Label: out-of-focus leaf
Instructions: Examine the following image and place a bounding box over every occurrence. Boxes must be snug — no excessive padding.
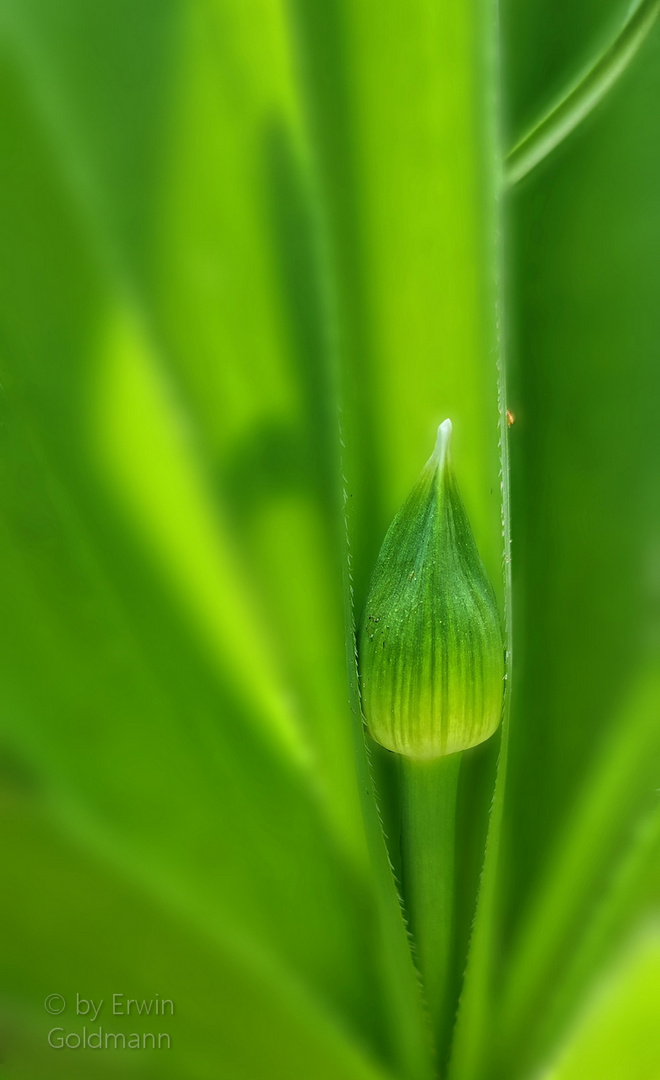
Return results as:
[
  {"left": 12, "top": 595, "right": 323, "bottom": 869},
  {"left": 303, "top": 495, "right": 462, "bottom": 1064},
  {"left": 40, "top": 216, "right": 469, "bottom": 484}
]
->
[
  {"left": 503, "top": 0, "right": 660, "bottom": 961},
  {"left": 497, "top": 663, "right": 660, "bottom": 1074},
  {"left": 505, "top": 0, "right": 660, "bottom": 184},
  {"left": 538, "top": 926, "right": 660, "bottom": 1080},
  {"left": 0, "top": 788, "right": 393, "bottom": 1080},
  {"left": 531, "top": 800, "right": 660, "bottom": 1071},
  {"left": 289, "top": 0, "right": 504, "bottom": 598},
  {"left": 93, "top": 299, "right": 307, "bottom": 763},
  {"left": 0, "top": 7, "right": 396, "bottom": 1070},
  {"left": 144, "top": 0, "right": 367, "bottom": 855}
]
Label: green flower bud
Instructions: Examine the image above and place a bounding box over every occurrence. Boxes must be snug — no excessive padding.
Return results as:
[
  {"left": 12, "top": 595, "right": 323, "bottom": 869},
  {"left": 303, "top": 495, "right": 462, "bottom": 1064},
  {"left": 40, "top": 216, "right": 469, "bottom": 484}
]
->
[{"left": 359, "top": 420, "right": 504, "bottom": 759}]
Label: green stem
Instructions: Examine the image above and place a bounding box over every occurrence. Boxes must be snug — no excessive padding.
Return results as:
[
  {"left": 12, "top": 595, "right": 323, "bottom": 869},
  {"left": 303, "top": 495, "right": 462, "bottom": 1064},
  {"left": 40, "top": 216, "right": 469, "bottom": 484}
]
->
[
  {"left": 505, "top": 0, "right": 660, "bottom": 186},
  {"left": 400, "top": 752, "right": 463, "bottom": 1067}
]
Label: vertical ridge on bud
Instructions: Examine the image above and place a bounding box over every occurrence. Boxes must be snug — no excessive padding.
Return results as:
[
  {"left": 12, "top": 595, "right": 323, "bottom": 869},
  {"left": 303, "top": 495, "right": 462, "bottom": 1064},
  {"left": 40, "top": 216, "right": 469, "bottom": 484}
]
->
[{"left": 359, "top": 420, "right": 504, "bottom": 759}]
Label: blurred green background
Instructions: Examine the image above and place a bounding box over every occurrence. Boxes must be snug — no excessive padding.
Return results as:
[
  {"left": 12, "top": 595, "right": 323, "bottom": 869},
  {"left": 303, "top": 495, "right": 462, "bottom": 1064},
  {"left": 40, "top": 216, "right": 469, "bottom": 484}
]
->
[{"left": 0, "top": 1, "right": 658, "bottom": 1078}]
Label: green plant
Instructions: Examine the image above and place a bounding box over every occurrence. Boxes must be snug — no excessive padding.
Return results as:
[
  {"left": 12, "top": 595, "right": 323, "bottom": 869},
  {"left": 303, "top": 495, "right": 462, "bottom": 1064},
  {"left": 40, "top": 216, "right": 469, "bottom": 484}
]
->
[{"left": 0, "top": 1, "right": 659, "bottom": 1078}]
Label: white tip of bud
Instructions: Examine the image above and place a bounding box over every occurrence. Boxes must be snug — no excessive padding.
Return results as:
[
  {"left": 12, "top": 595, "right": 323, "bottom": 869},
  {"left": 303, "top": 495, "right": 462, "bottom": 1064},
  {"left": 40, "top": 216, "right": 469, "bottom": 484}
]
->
[{"left": 429, "top": 418, "right": 452, "bottom": 470}]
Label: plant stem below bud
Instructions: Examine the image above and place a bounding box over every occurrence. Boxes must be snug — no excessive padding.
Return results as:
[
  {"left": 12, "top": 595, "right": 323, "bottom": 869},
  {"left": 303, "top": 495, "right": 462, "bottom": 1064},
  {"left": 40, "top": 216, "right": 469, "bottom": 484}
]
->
[{"left": 400, "top": 752, "right": 463, "bottom": 1068}]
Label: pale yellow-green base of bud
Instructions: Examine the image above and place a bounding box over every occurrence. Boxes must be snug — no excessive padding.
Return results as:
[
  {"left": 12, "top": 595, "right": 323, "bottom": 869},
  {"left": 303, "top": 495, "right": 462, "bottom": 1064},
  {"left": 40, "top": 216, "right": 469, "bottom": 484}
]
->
[{"left": 359, "top": 420, "right": 504, "bottom": 760}]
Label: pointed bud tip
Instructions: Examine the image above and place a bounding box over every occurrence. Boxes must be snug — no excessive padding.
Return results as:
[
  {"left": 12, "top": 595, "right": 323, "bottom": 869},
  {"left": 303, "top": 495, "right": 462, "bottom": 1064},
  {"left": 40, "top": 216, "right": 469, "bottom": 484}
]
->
[{"left": 429, "top": 418, "right": 452, "bottom": 470}]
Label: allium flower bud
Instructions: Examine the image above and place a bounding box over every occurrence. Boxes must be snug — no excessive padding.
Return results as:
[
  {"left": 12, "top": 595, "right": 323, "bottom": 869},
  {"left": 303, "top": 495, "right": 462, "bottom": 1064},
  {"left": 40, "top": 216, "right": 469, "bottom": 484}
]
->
[{"left": 359, "top": 420, "right": 504, "bottom": 759}]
